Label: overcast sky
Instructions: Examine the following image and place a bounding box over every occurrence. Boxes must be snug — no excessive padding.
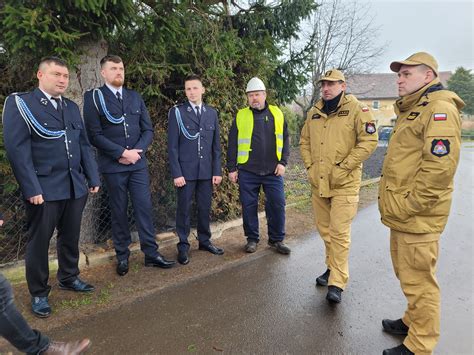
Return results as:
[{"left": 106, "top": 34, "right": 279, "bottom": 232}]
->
[{"left": 364, "top": 0, "right": 473, "bottom": 73}]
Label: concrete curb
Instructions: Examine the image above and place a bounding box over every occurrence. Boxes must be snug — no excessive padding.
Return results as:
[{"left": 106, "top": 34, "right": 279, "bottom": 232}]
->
[{"left": 1, "top": 177, "right": 380, "bottom": 284}]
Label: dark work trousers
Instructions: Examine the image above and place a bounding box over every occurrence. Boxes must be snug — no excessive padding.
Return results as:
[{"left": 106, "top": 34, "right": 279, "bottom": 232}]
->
[
  {"left": 238, "top": 169, "right": 286, "bottom": 243},
  {"left": 175, "top": 179, "right": 213, "bottom": 252},
  {"left": 103, "top": 168, "right": 159, "bottom": 262},
  {"left": 0, "top": 273, "right": 50, "bottom": 354},
  {"left": 24, "top": 194, "right": 87, "bottom": 298}
]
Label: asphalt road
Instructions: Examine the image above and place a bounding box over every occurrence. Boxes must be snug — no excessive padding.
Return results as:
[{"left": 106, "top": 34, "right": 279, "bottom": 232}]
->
[{"left": 47, "top": 146, "right": 473, "bottom": 354}]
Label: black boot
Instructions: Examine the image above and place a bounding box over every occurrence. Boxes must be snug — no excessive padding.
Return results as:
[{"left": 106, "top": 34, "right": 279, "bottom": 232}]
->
[
  {"left": 326, "top": 285, "right": 342, "bottom": 303},
  {"left": 382, "top": 344, "right": 414, "bottom": 355},
  {"left": 382, "top": 318, "right": 409, "bottom": 335},
  {"left": 316, "top": 269, "right": 330, "bottom": 286}
]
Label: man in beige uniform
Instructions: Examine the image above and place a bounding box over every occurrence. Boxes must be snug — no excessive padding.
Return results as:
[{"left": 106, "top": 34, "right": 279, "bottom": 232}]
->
[
  {"left": 380, "top": 52, "right": 464, "bottom": 355},
  {"left": 300, "top": 69, "right": 377, "bottom": 303}
]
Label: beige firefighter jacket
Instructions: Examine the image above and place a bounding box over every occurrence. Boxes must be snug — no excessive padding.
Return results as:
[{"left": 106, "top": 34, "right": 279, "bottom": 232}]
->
[
  {"left": 300, "top": 93, "right": 378, "bottom": 198},
  {"left": 379, "top": 79, "right": 464, "bottom": 233}
]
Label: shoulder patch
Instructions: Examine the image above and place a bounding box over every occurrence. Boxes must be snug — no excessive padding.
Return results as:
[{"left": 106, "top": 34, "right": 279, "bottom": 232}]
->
[
  {"left": 365, "top": 122, "right": 376, "bottom": 134},
  {"left": 433, "top": 113, "right": 447, "bottom": 121},
  {"left": 431, "top": 139, "right": 450, "bottom": 157},
  {"left": 407, "top": 112, "right": 420, "bottom": 120},
  {"left": 338, "top": 110, "right": 349, "bottom": 117}
]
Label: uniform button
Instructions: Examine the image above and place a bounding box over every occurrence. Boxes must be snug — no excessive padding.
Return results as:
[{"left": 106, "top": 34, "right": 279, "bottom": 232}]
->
[
  {"left": 200, "top": 156, "right": 203, "bottom": 158},
  {"left": 126, "top": 146, "right": 129, "bottom": 148},
  {"left": 126, "top": 124, "right": 129, "bottom": 127},
  {"left": 69, "top": 140, "right": 72, "bottom": 143},
  {"left": 320, "top": 142, "right": 323, "bottom": 145},
  {"left": 324, "top": 126, "right": 327, "bottom": 128},
  {"left": 70, "top": 154, "right": 73, "bottom": 158},
  {"left": 200, "top": 128, "right": 203, "bottom": 131},
  {"left": 381, "top": 174, "right": 383, "bottom": 177},
  {"left": 124, "top": 113, "right": 127, "bottom": 117},
  {"left": 44, "top": 123, "right": 48, "bottom": 126},
  {"left": 320, "top": 193, "right": 323, "bottom": 196},
  {"left": 70, "top": 168, "right": 72, "bottom": 171},
  {"left": 378, "top": 196, "right": 380, "bottom": 199},
  {"left": 320, "top": 176, "right": 323, "bottom": 179},
  {"left": 127, "top": 135, "right": 130, "bottom": 138},
  {"left": 320, "top": 160, "right": 323, "bottom": 162}
]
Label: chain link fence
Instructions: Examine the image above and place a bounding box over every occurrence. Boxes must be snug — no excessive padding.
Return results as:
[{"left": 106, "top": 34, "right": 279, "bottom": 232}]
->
[
  {"left": 0, "top": 174, "right": 141, "bottom": 266},
  {"left": 0, "top": 138, "right": 386, "bottom": 266}
]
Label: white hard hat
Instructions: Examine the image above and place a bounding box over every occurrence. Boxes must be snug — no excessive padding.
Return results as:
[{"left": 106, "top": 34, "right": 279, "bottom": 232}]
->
[{"left": 246, "top": 77, "right": 266, "bottom": 93}]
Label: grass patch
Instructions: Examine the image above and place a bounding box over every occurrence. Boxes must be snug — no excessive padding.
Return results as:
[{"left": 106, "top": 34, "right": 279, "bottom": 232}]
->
[{"left": 59, "top": 295, "right": 93, "bottom": 309}]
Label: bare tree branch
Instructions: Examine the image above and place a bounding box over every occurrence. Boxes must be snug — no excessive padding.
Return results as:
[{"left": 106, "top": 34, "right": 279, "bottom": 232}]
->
[{"left": 297, "top": 0, "right": 386, "bottom": 118}]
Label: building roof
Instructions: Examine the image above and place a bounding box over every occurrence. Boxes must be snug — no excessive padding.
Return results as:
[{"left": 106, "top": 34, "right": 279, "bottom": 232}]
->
[{"left": 346, "top": 71, "right": 452, "bottom": 100}]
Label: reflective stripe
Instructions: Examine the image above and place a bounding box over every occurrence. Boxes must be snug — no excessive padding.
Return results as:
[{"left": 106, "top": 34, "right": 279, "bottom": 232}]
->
[
  {"left": 237, "top": 151, "right": 248, "bottom": 156},
  {"left": 276, "top": 134, "right": 283, "bottom": 140},
  {"left": 277, "top": 147, "right": 283, "bottom": 153},
  {"left": 238, "top": 138, "right": 251, "bottom": 144}
]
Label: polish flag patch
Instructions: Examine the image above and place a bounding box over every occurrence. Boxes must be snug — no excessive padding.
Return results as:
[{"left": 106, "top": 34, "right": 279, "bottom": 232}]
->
[
  {"left": 362, "top": 107, "right": 369, "bottom": 112},
  {"left": 433, "top": 113, "right": 447, "bottom": 121}
]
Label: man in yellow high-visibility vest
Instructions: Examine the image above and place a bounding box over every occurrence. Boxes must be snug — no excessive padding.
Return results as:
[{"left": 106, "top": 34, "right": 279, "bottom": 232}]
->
[{"left": 227, "top": 77, "right": 290, "bottom": 255}]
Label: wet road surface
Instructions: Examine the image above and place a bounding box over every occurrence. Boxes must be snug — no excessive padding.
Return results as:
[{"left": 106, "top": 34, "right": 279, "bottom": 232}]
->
[{"left": 49, "top": 147, "right": 473, "bottom": 354}]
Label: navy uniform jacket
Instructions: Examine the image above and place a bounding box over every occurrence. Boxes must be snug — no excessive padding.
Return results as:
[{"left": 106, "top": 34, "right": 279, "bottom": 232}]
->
[
  {"left": 83, "top": 85, "right": 154, "bottom": 173},
  {"left": 2, "top": 88, "right": 100, "bottom": 201},
  {"left": 167, "top": 102, "right": 222, "bottom": 180}
]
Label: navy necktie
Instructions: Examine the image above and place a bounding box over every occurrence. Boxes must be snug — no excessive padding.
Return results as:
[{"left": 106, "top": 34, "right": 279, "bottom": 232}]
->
[
  {"left": 196, "top": 106, "right": 201, "bottom": 120},
  {"left": 116, "top": 91, "right": 122, "bottom": 103},
  {"left": 52, "top": 97, "right": 62, "bottom": 112}
]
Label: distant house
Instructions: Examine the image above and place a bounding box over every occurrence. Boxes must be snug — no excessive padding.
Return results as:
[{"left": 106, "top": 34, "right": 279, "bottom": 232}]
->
[{"left": 346, "top": 72, "right": 452, "bottom": 126}]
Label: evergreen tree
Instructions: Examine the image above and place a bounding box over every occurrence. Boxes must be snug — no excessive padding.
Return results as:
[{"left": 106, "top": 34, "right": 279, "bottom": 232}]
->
[{"left": 447, "top": 67, "right": 474, "bottom": 115}]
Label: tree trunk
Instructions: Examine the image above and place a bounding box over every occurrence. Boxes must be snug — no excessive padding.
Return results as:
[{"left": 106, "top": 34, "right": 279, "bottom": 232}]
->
[
  {"left": 67, "top": 39, "right": 108, "bottom": 109},
  {"left": 68, "top": 39, "right": 108, "bottom": 244}
]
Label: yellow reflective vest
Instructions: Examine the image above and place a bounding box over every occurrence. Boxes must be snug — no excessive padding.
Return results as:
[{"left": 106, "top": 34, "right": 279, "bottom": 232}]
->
[{"left": 236, "top": 105, "right": 284, "bottom": 164}]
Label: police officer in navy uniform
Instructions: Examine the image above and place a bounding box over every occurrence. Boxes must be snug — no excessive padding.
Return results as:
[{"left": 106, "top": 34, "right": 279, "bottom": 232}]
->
[
  {"left": 167, "top": 74, "right": 224, "bottom": 265},
  {"left": 2, "top": 57, "right": 100, "bottom": 318},
  {"left": 83, "top": 55, "right": 176, "bottom": 276}
]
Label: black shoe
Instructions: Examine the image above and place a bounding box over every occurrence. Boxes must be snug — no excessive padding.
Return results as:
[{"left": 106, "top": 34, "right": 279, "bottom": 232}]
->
[
  {"left": 268, "top": 240, "right": 291, "bottom": 254},
  {"left": 31, "top": 296, "right": 51, "bottom": 318},
  {"left": 244, "top": 241, "right": 257, "bottom": 253},
  {"left": 59, "top": 278, "right": 95, "bottom": 292},
  {"left": 145, "top": 254, "right": 176, "bottom": 268},
  {"left": 316, "top": 269, "right": 330, "bottom": 286},
  {"left": 326, "top": 285, "right": 342, "bottom": 303},
  {"left": 382, "top": 344, "right": 414, "bottom": 355},
  {"left": 198, "top": 243, "right": 224, "bottom": 255},
  {"left": 382, "top": 318, "right": 409, "bottom": 336},
  {"left": 116, "top": 259, "right": 129, "bottom": 276},
  {"left": 178, "top": 250, "right": 190, "bottom": 265}
]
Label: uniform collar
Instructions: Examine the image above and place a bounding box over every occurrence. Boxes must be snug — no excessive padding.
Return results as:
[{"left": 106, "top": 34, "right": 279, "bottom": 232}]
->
[
  {"left": 105, "top": 83, "right": 123, "bottom": 97},
  {"left": 39, "top": 88, "right": 62, "bottom": 107},
  {"left": 189, "top": 101, "right": 202, "bottom": 112},
  {"left": 395, "top": 78, "right": 441, "bottom": 113}
]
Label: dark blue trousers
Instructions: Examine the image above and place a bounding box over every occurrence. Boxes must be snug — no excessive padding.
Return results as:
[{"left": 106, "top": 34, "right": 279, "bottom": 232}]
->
[
  {"left": 238, "top": 169, "right": 286, "bottom": 243},
  {"left": 24, "top": 195, "right": 88, "bottom": 297},
  {"left": 0, "top": 273, "right": 49, "bottom": 354},
  {"left": 176, "top": 179, "right": 212, "bottom": 252},
  {"left": 103, "top": 168, "right": 159, "bottom": 261}
]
